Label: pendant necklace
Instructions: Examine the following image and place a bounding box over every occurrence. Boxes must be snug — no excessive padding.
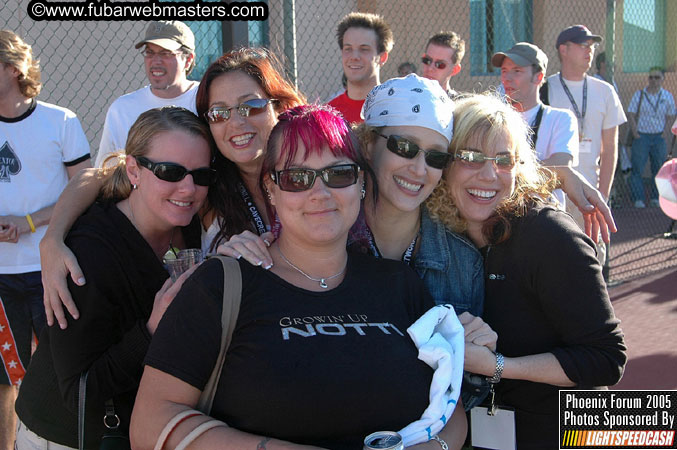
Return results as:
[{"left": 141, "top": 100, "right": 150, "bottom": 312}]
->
[{"left": 277, "top": 247, "right": 346, "bottom": 289}]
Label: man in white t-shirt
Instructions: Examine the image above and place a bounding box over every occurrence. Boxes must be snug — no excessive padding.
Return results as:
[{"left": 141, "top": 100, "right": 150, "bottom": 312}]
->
[
  {"left": 327, "top": 12, "right": 393, "bottom": 124},
  {"left": 0, "top": 30, "right": 90, "bottom": 449},
  {"left": 492, "top": 42, "right": 579, "bottom": 207},
  {"left": 545, "top": 25, "right": 626, "bottom": 263},
  {"left": 95, "top": 20, "right": 199, "bottom": 166},
  {"left": 627, "top": 67, "right": 675, "bottom": 208},
  {"left": 546, "top": 25, "right": 626, "bottom": 202}
]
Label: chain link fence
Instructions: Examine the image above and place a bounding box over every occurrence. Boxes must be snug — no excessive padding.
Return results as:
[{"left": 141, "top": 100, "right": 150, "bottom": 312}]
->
[{"left": 2, "top": 0, "right": 675, "bottom": 282}]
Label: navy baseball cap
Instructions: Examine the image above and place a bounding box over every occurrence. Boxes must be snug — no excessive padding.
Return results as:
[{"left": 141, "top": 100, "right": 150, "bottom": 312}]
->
[{"left": 556, "top": 25, "right": 602, "bottom": 49}]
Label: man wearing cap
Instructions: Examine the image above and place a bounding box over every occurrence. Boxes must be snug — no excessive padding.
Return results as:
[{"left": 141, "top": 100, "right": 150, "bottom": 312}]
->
[
  {"left": 493, "top": 42, "right": 578, "bottom": 208},
  {"left": 421, "top": 31, "right": 465, "bottom": 98},
  {"left": 546, "top": 25, "right": 626, "bottom": 202},
  {"left": 545, "top": 25, "right": 626, "bottom": 261},
  {"left": 627, "top": 66, "right": 675, "bottom": 208},
  {"left": 95, "top": 20, "right": 198, "bottom": 167},
  {"left": 328, "top": 12, "right": 393, "bottom": 124}
]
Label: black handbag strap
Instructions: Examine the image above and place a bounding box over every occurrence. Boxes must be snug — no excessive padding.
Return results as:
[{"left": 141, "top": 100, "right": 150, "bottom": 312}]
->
[
  {"left": 78, "top": 371, "right": 122, "bottom": 450},
  {"left": 78, "top": 372, "right": 88, "bottom": 450}
]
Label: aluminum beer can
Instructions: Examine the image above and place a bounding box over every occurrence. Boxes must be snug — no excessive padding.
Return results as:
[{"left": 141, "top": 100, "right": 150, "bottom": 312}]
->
[{"left": 363, "top": 431, "right": 404, "bottom": 450}]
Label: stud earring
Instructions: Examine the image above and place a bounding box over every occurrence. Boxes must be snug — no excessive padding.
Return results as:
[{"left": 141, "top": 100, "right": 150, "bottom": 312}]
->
[
  {"left": 132, "top": 184, "right": 138, "bottom": 190},
  {"left": 360, "top": 185, "right": 366, "bottom": 200}
]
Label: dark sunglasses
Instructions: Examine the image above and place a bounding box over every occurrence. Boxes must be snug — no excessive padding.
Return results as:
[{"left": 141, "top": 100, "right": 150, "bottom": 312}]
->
[
  {"left": 421, "top": 55, "right": 448, "bottom": 70},
  {"left": 270, "top": 164, "right": 360, "bottom": 192},
  {"left": 204, "top": 98, "right": 277, "bottom": 123},
  {"left": 453, "top": 149, "right": 516, "bottom": 171},
  {"left": 649, "top": 75, "right": 662, "bottom": 80},
  {"left": 136, "top": 156, "right": 217, "bottom": 186},
  {"left": 375, "top": 132, "right": 452, "bottom": 170}
]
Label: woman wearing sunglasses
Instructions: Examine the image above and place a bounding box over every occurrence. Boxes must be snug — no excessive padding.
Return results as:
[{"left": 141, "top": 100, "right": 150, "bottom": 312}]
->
[
  {"left": 130, "top": 104, "right": 464, "bottom": 450},
  {"left": 38, "top": 48, "right": 305, "bottom": 329},
  {"left": 426, "top": 94, "right": 626, "bottom": 449},
  {"left": 14, "top": 107, "right": 212, "bottom": 448},
  {"left": 219, "top": 76, "right": 490, "bottom": 432}
]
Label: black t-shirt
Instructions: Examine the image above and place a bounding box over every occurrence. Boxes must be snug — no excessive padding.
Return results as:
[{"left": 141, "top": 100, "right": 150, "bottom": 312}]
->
[{"left": 146, "top": 252, "right": 435, "bottom": 450}]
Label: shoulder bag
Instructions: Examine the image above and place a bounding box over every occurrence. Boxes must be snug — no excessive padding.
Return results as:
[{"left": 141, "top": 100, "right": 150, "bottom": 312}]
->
[
  {"left": 78, "top": 372, "right": 131, "bottom": 450},
  {"left": 196, "top": 255, "right": 242, "bottom": 414}
]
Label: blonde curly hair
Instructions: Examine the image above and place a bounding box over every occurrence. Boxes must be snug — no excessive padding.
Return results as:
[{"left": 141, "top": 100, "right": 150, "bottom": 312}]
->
[
  {"left": 426, "top": 93, "right": 556, "bottom": 244},
  {"left": 0, "top": 30, "right": 41, "bottom": 98}
]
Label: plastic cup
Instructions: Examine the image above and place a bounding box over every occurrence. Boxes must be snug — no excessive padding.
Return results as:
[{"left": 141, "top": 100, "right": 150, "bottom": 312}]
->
[{"left": 164, "top": 248, "right": 203, "bottom": 281}]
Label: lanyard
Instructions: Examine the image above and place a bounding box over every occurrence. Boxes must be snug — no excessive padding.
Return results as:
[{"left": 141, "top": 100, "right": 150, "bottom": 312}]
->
[
  {"left": 642, "top": 89, "right": 663, "bottom": 114},
  {"left": 559, "top": 73, "right": 587, "bottom": 137},
  {"left": 529, "top": 104, "right": 544, "bottom": 149},
  {"left": 237, "top": 181, "right": 267, "bottom": 236},
  {"left": 365, "top": 225, "right": 419, "bottom": 266}
]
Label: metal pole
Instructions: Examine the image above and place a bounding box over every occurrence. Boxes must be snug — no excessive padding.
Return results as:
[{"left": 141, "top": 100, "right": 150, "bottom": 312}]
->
[
  {"left": 603, "top": 0, "right": 616, "bottom": 283},
  {"left": 283, "top": 0, "right": 298, "bottom": 87}
]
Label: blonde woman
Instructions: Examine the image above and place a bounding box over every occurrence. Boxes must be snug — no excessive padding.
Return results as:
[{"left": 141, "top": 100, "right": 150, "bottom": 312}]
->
[
  {"left": 15, "top": 107, "right": 213, "bottom": 448},
  {"left": 427, "top": 94, "right": 626, "bottom": 449}
]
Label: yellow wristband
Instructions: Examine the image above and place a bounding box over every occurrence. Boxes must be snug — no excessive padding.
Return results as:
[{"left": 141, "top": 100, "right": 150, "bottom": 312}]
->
[{"left": 25, "top": 214, "right": 36, "bottom": 233}]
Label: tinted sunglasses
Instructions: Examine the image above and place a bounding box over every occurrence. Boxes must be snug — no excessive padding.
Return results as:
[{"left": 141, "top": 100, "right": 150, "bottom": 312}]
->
[
  {"left": 649, "top": 75, "right": 662, "bottom": 80},
  {"left": 270, "top": 164, "right": 360, "bottom": 192},
  {"left": 453, "top": 149, "right": 516, "bottom": 171},
  {"left": 204, "top": 98, "right": 277, "bottom": 123},
  {"left": 421, "top": 55, "right": 448, "bottom": 70},
  {"left": 375, "top": 132, "right": 452, "bottom": 170},
  {"left": 136, "top": 156, "right": 217, "bottom": 186}
]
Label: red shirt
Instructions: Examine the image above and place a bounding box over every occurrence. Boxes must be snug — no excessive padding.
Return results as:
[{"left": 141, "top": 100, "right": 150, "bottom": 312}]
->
[{"left": 328, "top": 91, "right": 365, "bottom": 124}]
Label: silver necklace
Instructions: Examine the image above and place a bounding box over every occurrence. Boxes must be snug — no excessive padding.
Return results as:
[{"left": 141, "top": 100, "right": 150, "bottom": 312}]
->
[{"left": 277, "top": 247, "right": 346, "bottom": 289}]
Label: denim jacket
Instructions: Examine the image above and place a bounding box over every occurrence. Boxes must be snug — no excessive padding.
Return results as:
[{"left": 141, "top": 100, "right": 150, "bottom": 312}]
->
[{"left": 415, "top": 207, "right": 484, "bottom": 317}]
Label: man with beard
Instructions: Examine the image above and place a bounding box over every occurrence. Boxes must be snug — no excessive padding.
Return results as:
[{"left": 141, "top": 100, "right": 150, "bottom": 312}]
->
[{"left": 95, "top": 20, "right": 198, "bottom": 166}]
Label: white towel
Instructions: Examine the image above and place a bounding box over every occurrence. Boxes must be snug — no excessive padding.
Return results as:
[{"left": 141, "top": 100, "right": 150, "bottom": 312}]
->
[{"left": 398, "top": 304, "right": 465, "bottom": 447}]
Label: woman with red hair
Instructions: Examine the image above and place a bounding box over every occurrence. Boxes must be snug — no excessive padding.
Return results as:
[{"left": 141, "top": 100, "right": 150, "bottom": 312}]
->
[
  {"left": 130, "top": 105, "right": 463, "bottom": 450},
  {"left": 38, "top": 48, "right": 306, "bottom": 328}
]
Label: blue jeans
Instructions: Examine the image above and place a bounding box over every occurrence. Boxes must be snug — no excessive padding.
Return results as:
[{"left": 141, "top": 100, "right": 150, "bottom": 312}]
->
[
  {"left": 629, "top": 133, "right": 666, "bottom": 202},
  {"left": 0, "top": 272, "right": 46, "bottom": 386}
]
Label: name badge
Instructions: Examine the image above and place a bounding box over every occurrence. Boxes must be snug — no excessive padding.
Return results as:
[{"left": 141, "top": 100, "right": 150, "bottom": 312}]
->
[
  {"left": 579, "top": 138, "right": 593, "bottom": 154},
  {"left": 470, "top": 405, "right": 516, "bottom": 450}
]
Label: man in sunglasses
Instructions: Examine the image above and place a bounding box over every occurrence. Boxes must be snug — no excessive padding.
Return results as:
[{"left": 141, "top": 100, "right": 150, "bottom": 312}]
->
[
  {"left": 626, "top": 67, "right": 675, "bottom": 208},
  {"left": 95, "top": 21, "right": 198, "bottom": 167},
  {"left": 544, "top": 25, "right": 626, "bottom": 264},
  {"left": 421, "top": 31, "right": 465, "bottom": 98},
  {"left": 0, "top": 30, "right": 91, "bottom": 449},
  {"left": 328, "top": 12, "right": 393, "bottom": 124}
]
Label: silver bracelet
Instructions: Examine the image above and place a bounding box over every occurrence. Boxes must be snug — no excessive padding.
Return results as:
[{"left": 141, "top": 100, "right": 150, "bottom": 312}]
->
[
  {"left": 431, "top": 434, "right": 448, "bottom": 450},
  {"left": 487, "top": 351, "right": 504, "bottom": 384}
]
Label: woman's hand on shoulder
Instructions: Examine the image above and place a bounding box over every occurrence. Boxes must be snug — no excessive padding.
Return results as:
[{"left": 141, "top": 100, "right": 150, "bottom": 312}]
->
[
  {"left": 216, "top": 230, "right": 274, "bottom": 269},
  {"left": 40, "top": 234, "right": 86, "bottom": 329},
  {"left": 146, "top": 264, "right": 199, "bottom": 335}
]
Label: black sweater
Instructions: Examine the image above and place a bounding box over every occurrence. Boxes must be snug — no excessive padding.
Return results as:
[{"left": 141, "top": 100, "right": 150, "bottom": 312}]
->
[
  {"left": 16, "top": 202, "right": 200, "bottom": 448},
  {"left": 480, "top": 205, "right": 626, "bottom": 450}
]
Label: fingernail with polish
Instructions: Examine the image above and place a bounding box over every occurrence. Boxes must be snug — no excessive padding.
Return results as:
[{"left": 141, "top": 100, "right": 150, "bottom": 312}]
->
[
  {"left": 264, "top": 263, "right": 273, "bottom": 270},
  {"left": 263, "top": 239, "right": 271, "bottom": 247}
]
